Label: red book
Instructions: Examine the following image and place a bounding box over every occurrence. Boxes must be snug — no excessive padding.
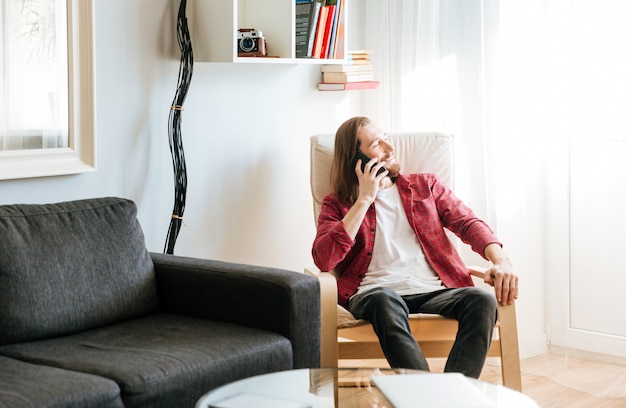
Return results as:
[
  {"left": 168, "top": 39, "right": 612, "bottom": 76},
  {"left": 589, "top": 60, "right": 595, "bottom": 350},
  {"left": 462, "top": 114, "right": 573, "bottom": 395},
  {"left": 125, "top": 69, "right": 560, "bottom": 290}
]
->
[
  {"left": 328, "top": 0, "right": 344, "bottom": 58},
  {"left": 319, "top": 5, "right": 336, "bottom": 59},
  {"left": 311, "top": 6, "right": 329, "bottom": 59}
]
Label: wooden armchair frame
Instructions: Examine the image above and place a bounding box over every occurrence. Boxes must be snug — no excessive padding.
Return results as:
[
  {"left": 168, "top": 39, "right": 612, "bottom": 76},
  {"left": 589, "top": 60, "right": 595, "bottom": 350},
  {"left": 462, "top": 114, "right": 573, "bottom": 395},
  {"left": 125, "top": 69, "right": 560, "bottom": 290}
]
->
[{"left": 305, "top": 266, "right": 522, "bottom": 391}]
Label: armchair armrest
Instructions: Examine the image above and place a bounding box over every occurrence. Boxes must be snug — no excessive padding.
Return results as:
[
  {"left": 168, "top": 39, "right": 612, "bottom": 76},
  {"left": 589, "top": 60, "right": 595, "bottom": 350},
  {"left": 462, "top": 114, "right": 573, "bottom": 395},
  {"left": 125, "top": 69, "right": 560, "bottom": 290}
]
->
[
  {"left": 468, "top": 265, "right": 487, "bottom": 280},
  {"left": 305, "top": 267, "right": 340, "bottom": 367},
  {"left": 151, "top": 252, "right": 320, "bottom": 369},
  {"left": 468, "top": 265, "right": 521, "bottom": 389}
]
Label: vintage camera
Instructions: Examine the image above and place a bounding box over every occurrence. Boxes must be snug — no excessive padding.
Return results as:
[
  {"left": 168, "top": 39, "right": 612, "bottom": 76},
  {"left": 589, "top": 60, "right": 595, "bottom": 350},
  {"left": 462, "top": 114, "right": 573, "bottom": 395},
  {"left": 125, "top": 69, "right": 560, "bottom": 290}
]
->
[{"left": 237, "top": 28, "right": 267, "bottom": 57}]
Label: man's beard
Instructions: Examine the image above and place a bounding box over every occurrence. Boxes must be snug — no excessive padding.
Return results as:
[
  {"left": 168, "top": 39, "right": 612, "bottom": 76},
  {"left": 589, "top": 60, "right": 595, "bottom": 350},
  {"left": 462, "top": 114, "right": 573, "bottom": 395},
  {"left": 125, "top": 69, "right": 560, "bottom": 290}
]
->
[{"left": 386, "top": 160, "right": 401, "bottom": 178}]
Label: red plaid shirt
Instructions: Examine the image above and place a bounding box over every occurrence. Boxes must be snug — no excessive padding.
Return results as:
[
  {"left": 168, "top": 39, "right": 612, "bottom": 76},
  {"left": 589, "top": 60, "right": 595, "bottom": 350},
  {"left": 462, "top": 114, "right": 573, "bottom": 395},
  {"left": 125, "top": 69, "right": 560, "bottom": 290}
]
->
[{"left": 312, "top": 173, "right": 502, "bottom": 308}]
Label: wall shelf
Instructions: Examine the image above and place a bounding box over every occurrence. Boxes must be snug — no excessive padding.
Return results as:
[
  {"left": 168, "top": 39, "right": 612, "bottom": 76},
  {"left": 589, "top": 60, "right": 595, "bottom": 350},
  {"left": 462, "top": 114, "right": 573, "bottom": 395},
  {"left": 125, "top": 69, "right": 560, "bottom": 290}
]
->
[{"left": 189, "top": 0, "right": 347, "bottom": 64}]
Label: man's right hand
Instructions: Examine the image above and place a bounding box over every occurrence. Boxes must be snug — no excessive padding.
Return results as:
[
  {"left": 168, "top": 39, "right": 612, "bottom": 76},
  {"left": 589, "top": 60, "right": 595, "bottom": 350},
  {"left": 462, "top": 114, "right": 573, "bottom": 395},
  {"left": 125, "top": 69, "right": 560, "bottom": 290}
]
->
[
  {"left": 341, "top": 158, "right": 388, "bottom": 239},
  {"left": 355, "top": 157, "right": 388, "bottom": 204}
]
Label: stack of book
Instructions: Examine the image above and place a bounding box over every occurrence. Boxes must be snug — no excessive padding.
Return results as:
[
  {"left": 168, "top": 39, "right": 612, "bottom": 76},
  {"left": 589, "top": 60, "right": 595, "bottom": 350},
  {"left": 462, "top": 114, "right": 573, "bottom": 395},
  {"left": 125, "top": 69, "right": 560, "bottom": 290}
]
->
[
  {"left": 295, "top": 0, "right": 346, "bottom": 59},
  {"left": 318, "top": 50, "right": 380, "bottom": 91}
]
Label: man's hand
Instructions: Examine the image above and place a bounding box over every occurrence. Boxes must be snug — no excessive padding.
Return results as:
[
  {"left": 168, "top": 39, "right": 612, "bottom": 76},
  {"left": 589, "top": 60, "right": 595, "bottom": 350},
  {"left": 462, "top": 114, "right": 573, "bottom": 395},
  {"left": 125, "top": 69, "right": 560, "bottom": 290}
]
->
[
  {"left": 355, "top": 157, "right": 388, "bottom": 205},
  {"left": 341, "top": 158, "right": 388, "bottom": 239},
  {"left": 483, "top": 243, "right": 518, "bottom": 305},
  {"left": 484, "top": 263, "right": 518, "bottom": 305}
]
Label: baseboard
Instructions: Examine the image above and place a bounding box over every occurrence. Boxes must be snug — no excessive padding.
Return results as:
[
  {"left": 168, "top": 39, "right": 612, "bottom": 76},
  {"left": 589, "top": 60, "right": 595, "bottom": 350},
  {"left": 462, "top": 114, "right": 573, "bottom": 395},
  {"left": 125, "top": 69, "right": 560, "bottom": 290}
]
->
[{"left": 549, "top": 345, "right": 626, "bottom": 367}]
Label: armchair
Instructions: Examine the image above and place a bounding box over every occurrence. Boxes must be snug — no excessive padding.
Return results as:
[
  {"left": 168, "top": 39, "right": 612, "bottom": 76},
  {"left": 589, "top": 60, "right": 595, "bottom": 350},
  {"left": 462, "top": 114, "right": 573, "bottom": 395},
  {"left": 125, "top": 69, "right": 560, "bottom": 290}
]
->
[{"left": 307, "top": 132, "right": 522, "bottom": 391}]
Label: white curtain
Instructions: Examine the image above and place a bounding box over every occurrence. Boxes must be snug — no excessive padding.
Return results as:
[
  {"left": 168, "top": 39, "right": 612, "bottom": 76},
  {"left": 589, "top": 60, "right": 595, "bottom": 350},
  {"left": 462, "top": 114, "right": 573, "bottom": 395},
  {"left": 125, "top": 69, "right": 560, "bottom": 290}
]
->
[
  {"left": 363, "top": 0, "right": 497, "bottom": 238},
  {"left": 0, "top": 0, "right": 68, "bottom": 151}
]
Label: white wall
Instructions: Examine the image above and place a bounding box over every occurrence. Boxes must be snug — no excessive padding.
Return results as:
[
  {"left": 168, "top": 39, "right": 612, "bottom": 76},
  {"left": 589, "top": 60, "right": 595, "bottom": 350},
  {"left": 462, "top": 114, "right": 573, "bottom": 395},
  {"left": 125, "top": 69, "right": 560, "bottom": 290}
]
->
[{"left": 168, "top": 62, "right": 366, "bottom": 269}]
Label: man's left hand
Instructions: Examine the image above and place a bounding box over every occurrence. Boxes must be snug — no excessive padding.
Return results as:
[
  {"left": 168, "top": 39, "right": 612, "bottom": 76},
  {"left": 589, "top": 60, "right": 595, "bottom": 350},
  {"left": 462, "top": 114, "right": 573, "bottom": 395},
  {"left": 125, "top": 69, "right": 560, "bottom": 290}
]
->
[
  {"left": 484, "top": 263, "right": 518, "bottom": 305},
  {"left": 483, "top": 243, "right": 518, "bottom": 305}
]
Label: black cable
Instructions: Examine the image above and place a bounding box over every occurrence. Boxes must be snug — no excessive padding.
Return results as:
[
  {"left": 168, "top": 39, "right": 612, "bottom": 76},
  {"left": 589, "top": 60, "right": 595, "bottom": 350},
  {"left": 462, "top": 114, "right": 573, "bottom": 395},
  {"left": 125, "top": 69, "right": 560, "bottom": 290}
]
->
[{"left": 164, "top": 0, "right": 193, "bottom": 254}]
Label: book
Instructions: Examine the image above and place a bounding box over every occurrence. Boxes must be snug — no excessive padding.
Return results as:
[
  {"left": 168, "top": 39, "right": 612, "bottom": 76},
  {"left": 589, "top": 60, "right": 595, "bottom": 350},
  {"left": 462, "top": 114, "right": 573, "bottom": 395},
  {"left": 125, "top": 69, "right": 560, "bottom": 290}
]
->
[
  {"left": 344, "top": 58, "right": 371, "bottom": 65},
  {"left": 295, "top": 1, "right": 322, "bottom": 58},
  {"left": 346, "top": 49, "right": 373, "bottom": 61},
  {"left": 318, "top": 81, "right": 380, "bottom": 91},
  {"left": 311, "top": 5, "right": 329, "bottom": 58},
  {"left": 319, "top": 5, "right": 336, "bottom": 59},
  {"left": 321, "top": 64, "right": 373, "bottom": 73},
  {"left": 326, "top": 0, "right": 341, "bottom": 59},
  {"left": 331, "top": 0, "right": 346, "bottom": 58},
  {"left": 322, "top": 71, "right": 375, "bottom": 83},
  {"left": 347, "top": 49, "right": 373, "bottom": 56}
]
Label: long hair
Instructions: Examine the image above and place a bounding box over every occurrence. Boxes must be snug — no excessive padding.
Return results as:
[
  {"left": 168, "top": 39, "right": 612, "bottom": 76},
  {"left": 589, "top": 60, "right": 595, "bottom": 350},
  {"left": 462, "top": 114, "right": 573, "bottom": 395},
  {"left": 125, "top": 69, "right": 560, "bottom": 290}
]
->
[{"left": 331, "top": 116, "right": 372, "bottom": 205}]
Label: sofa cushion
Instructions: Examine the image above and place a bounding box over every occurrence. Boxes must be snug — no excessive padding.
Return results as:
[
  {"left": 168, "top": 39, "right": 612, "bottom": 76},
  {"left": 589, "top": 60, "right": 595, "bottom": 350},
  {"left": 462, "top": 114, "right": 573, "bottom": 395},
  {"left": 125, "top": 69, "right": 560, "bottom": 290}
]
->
[
  {"left": 0, "top": 313, "right": 293, "bottom": 408},
  {"left": 0, "top": 197, "right": 158, "bottom": 345},
  {"left": 0, "top": 355, "right": 123, "bottom": 408}
]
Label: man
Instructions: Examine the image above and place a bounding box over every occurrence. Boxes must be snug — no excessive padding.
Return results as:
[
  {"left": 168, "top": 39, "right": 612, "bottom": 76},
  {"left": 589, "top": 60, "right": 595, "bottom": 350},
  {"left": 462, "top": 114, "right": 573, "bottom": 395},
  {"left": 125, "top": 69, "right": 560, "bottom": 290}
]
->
[{"left": 312, "top": 116, "right": 518, "bottom": 378}]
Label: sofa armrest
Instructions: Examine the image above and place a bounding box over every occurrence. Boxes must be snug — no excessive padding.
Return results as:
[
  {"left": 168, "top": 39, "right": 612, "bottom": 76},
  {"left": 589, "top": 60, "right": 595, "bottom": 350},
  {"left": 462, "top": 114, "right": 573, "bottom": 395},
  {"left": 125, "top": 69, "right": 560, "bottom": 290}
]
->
[{"left": 150, "top": 252, "right": 320, "bottom": 369}]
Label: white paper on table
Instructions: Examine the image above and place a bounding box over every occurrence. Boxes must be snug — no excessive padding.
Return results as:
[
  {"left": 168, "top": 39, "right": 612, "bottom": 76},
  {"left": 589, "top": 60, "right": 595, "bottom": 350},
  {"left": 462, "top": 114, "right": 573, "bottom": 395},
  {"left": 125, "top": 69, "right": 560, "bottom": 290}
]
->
[{"left": 372, "top": 372, "right": 497, "bottom": 408}]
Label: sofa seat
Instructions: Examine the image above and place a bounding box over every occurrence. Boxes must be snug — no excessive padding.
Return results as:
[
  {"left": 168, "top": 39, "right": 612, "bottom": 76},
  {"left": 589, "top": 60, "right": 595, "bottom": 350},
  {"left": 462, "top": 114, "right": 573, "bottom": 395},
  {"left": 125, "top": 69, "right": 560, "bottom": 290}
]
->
[
  {"left": 0, "top": 355, "right": 123, "bottom": 408},
  {"left": 0, "top": 313, "right": 292, "bottom": 407}
]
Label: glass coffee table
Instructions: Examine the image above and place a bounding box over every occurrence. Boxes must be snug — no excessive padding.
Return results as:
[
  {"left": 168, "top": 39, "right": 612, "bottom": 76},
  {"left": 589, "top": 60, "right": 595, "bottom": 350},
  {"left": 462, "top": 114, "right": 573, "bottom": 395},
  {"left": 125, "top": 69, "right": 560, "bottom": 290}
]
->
[{"left": 196, "top": 368, "right": 539, "bottom": 408}]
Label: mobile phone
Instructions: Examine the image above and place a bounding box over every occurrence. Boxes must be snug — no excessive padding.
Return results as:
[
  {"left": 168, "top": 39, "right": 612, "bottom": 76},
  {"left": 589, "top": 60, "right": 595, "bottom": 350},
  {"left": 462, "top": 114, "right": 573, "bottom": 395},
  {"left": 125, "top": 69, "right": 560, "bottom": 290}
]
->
[{"left": 352, "top": 150, "right": 386, "bottom": 175}]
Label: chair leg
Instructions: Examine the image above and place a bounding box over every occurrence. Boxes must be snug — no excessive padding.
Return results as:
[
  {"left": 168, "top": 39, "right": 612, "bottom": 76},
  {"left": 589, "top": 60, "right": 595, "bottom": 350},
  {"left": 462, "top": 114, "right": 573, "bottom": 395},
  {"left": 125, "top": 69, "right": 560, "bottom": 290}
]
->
[{"left": 497, "top": 303, "right": 522, "bottom": 392}]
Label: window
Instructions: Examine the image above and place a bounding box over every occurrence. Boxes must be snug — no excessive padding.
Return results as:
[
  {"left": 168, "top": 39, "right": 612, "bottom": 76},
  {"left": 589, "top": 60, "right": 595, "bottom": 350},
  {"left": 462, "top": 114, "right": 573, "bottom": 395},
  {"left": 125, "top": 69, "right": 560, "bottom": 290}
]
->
[
  {"left": 0, "top": 0, "right": 94, "bottom": 180},
  {"left": 1, "top": 0, "right": 68, "bottom": 151}
]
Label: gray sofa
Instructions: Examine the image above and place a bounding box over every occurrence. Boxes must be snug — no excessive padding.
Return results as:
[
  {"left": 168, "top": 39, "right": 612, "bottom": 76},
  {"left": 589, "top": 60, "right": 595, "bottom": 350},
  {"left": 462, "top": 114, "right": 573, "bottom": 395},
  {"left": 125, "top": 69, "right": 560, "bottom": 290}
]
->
[{"left": 0, "top": 197, "right": 320, "bottom": 407}]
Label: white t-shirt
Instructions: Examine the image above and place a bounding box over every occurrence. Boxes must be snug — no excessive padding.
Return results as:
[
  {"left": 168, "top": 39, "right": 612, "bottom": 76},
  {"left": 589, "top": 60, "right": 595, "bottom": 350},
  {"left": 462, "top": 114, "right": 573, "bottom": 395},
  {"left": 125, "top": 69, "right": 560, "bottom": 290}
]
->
[{"left": 355, "top": 184, "right": 444, "bottom": 296}]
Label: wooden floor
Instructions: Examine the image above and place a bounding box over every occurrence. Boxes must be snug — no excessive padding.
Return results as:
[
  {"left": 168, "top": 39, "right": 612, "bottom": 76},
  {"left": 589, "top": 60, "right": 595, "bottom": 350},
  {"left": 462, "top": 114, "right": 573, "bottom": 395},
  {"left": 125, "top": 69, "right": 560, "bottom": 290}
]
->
[
  {"left": 341, "top": 353, "right": 626, "bottom": 407},
  {"left": 481, "top": 354, "right": 626, "bottom": 407}
]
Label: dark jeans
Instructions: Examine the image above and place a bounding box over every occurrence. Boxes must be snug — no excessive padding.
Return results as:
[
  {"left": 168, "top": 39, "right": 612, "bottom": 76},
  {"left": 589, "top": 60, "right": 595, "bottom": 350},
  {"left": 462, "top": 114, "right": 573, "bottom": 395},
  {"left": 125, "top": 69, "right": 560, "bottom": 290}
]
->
[{"left": 348, "top": 286, "right": 497, "bottom": 378}]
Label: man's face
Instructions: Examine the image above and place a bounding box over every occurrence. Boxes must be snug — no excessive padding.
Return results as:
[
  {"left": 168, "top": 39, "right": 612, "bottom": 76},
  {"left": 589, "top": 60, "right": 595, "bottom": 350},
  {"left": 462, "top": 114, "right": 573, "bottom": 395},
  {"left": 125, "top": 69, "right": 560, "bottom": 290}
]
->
[{"left": 356, "top": 122, "right": 400, "bottom": 177}]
